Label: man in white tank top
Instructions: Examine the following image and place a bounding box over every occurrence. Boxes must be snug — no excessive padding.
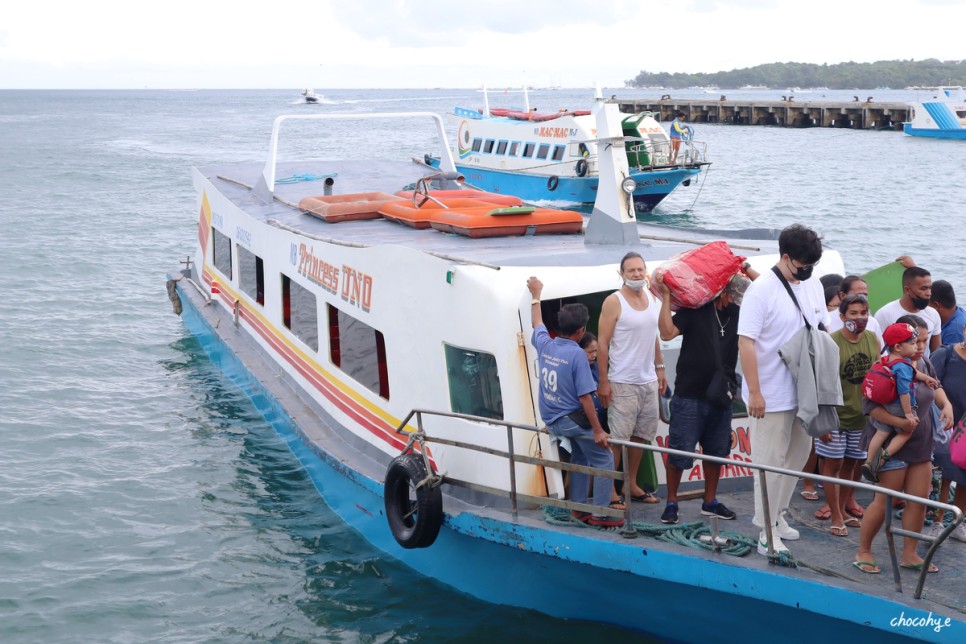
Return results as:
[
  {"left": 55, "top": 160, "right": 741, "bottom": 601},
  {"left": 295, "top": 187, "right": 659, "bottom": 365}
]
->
[{"left": 597, "top": 252, "right": 667, "bottom": 503}]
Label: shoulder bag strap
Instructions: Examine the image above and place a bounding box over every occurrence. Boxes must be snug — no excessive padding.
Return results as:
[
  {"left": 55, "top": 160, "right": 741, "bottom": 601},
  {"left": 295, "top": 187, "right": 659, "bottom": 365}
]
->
[{"left": 770, "top": 266, "right": 811, "bottom": 330}]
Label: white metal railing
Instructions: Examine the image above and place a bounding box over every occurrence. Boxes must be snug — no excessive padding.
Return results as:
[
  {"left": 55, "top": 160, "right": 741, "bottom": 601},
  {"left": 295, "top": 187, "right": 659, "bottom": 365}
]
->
[{"left": 394, "top": 408, "right": 963, "bottom": 600}]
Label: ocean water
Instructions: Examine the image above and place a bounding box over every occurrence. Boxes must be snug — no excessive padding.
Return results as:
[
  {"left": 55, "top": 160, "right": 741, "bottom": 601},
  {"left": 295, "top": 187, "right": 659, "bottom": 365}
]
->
[{"left": 1, "top": 87, "right": 964, "bottom": 642}]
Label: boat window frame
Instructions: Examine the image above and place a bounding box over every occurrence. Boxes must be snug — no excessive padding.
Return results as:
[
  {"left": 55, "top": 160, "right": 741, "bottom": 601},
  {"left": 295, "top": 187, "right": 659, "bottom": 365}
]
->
[
  {"left": 236, "top": 244, "right": 265, "bottom": 306},
  {"left": 327, "top": 303, "right": 390, "bottom": 400},
  {"left": 483, "top": 139, "right": 495, "bottom": 154},
  {"left": 281, "top": 273, "right": 319, "bottom": 352},
  {"left": 508, "top": 141, "right": 520, "bottom": 156},
  {"left": 495, "top": 140, "right": 508, "bottom": 155},
  {"left": 443, "top": 343, "right": 503, "bottom": 420},
  {"left": 471, "top": 138, "right": 483, "bottom": 152},
  {"left": 211, "top": 227, "right": 232, "bottom": 281},
  {"left": 522, "top": 142, "right": 535, "bottom": 158},
  {"left": 535, "top": 143, "right": 551, "bottom": 160},
  {"left": 551, "top": 144, "right": 566, "bottom": 162}
]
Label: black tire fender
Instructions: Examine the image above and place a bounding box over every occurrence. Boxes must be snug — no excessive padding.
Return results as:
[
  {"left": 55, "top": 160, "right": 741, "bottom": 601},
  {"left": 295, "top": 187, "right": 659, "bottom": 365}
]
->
[
  {"left": 384, "top": 453, "right": 443, "bottom": 549},
  {"left": 547, "top": 175, "right": 559, "bottom": 191},
  {"left": 575, "top": 159, "right": 588, "bottom": 177}
]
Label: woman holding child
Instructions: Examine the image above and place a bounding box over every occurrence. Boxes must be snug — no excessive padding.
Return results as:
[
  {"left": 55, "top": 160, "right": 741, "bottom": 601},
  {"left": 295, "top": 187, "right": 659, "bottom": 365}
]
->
[{"left": 853, "top": 314, "right": 955, "bottom": 574}]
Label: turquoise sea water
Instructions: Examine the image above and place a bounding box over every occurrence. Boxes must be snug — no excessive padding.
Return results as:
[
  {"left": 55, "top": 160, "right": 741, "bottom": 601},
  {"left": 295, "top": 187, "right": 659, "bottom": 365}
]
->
[{"left": 1, "top": 88, "right": 964, "bottom": 642}]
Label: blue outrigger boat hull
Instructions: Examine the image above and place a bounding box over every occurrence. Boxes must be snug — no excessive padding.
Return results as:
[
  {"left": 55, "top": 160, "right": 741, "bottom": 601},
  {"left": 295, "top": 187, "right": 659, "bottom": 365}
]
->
[
  {"left": 427, "top": 157, "right": 700, "bottom": 211},
  {"left": 175, "top": 278, "right": 964, "bottom": 642}
]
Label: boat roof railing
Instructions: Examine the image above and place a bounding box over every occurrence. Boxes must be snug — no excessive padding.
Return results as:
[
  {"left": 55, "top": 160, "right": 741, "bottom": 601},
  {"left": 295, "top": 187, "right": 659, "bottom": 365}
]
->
[
  {"left": 252, "top": 112, "right": 457, "bottom": 203},
  {"left": 395, "top": 407, "right": 963, "bottom": 600}
]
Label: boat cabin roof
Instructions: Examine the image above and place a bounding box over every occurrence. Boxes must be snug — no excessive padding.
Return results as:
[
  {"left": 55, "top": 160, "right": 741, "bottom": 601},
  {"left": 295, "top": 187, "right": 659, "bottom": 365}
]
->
[{"left": 199, "top": 158, "right": 782, "bottom": 268}]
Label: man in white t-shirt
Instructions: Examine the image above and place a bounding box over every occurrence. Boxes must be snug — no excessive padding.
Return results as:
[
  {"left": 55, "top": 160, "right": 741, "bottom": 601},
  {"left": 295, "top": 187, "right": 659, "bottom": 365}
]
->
[
  {"left": 738, "top": 224, "right": 830, "bottom": 557},
  {"left": 873, "top": 266, "right": 941, "bottom": 355}
]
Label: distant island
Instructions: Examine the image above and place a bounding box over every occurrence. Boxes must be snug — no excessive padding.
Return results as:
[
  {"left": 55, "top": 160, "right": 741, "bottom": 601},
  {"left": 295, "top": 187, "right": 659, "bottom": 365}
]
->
[{"left": 626, "top": 59, "right": 966, "bottom": 89}]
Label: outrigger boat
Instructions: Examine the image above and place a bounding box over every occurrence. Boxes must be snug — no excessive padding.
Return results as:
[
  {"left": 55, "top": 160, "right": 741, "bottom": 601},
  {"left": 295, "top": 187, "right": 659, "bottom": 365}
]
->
[
  {"left": 167, "top": 97, "right": 965, "bottom": 641},
  {"left": 424, "top": 87, "right": 709, "bottom": 212},
  {"left": 903, "top": 86, "right": 966, "bottom": 139}
]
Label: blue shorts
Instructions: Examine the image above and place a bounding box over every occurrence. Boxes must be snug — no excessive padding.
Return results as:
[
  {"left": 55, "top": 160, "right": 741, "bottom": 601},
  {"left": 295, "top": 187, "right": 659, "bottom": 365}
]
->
[
  {"left": 879, "top": 457, "right": 908, "bottom": 473},
  {"left": 667, "top": 396, "right": 732, "bottom": 469},
  {"left": 814, "top": 428, "right": 866, "bottom": 460}
]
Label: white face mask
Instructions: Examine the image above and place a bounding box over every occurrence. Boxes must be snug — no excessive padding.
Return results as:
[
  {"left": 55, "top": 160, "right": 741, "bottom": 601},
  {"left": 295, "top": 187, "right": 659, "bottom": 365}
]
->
[{"left": 624, "top": 278, "right": 647, "bottom": 291}]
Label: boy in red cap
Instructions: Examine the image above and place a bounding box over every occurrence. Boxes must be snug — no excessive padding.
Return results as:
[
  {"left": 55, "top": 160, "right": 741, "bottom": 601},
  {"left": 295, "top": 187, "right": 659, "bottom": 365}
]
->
[{"left": 861, "top": 322, "right": 933, "bottom": 481}]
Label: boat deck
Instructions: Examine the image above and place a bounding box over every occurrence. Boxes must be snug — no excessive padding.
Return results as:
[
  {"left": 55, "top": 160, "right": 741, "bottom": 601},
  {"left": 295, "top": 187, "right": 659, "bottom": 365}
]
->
[
  {"left": 201, "top": 159, "right": 783, "bottom": 266},
  {"left": 496, "top": 478, "right": 966, "bottom": 618}
]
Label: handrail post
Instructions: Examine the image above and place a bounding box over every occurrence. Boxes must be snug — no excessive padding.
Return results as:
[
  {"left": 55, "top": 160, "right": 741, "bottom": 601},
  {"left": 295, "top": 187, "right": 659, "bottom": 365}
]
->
[
  {"left": 758, "top": 470, "right": 774, "bottom": 557},
  {"left": 883, "top": 493, "right": 903, "bottom": 593},
  {"left": 620, "top": 443, "right": 636, "bottom": 537},
  {"left": 506, "top": 426, "right": 518, "bottom": 518}
]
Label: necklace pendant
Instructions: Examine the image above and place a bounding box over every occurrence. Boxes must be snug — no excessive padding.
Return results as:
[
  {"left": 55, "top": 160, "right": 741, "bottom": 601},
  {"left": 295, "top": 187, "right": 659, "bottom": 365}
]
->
[{"left": 720, "top": 328, "right": 725, "bottom": 337}]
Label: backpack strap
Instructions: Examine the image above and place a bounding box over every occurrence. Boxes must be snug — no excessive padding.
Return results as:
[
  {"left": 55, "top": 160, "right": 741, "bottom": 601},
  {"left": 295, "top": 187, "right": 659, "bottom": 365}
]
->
[{"left": 771, "top": 266, "right": 811, "bottom": 330}]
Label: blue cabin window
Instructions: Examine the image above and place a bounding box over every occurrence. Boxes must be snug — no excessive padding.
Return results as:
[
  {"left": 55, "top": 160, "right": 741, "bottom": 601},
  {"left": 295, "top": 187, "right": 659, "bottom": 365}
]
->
[
  {"left": 508, "top": 141, "right": 520, "bottom": 156},
  {"left": 483, "top": 139, "right": 495, "bottom": 153},
  {"left": 536, "top": 143, "right": 550, "bottom": 160},
  {"left": 471, "top": 138, "right": 482, "bottom": 152},
  {"left": 496, "top": 140, "right": 508, "bottom": 155},
  {"left": 522, "top": 142, "right": 535, "bottom": 158},
  {"left": 551, "top": 145, "right": 565, "bottom": 161}
]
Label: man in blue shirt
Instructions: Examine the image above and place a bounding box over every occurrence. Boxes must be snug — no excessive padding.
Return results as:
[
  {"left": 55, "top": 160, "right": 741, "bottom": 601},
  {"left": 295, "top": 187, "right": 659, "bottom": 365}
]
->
[
  {"left": 669, "top": 112, "right": 688, "bottom": 164},
  {"left": 930, "top": 280, "right": 966, "bottom": 345},
  {"left": 528, "top": 277, "right": 622, "bottom": 528}
]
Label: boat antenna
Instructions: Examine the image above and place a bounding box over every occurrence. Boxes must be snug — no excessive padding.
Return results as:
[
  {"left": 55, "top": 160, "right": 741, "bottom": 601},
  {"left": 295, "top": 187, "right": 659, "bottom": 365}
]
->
[
  {"left": 482, "top": 84, "right": 490, "bottom": 117},
  {"left": 523, "top": 84, "right": 530, "bottom": 113},
  {"left": 583, "top": 93, "right": 641, "bottom": 246}
]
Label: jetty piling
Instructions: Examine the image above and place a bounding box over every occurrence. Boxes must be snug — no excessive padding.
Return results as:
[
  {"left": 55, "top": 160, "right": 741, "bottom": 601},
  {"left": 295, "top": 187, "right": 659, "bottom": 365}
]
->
[{"left": 617, "top": 98, "right": 910, "bottom": 130}]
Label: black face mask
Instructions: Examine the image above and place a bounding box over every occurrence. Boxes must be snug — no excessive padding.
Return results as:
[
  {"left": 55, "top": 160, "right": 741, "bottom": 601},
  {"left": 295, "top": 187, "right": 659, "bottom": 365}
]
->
[
  {"left": 910, "top": 295, "right": 930, "bottom": 310},
  {"left": 792, "top": 264, "right": 814, "bottom": 281}
]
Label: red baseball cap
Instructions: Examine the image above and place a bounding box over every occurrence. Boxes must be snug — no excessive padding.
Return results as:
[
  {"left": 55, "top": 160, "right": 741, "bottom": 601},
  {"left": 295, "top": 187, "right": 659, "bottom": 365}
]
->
[{"left": 882, "top": 322, "right": 917, "bottom": 347}]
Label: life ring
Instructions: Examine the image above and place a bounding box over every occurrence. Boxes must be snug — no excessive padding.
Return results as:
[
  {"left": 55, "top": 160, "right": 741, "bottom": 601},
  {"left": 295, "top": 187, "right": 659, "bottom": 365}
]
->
[
  {"left": 384, "top": 453, "right": 443, "bottom": 549},
  {"left": 547, "top": 175, "right": 559, "bottom": 191},
  {"left": 575, "top": 159, "right": 588, "bottom": 178}
]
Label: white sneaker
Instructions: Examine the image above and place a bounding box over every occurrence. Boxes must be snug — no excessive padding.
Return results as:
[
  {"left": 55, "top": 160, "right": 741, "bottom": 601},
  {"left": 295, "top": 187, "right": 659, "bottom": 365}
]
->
[
  {"left": 923, "top": 522, "right": 945, "bottom": 541},
  {"left": 776, "top": 513, "right": 800, "bottom": 541},
  {"left": 951, "top": 522, "right": 966, "bottom": 543},
  {"left": 757, "top": 529, "right": 789, "bottom": 556}
]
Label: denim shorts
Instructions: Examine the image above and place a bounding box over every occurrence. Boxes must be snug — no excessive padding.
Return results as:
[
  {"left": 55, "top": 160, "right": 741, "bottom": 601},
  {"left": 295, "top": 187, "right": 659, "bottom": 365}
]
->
[
  {"left": 667, "top": 396, "right": 732, "bottom": 469},
  {"left": 879, "top": 457, "right": 908, "bottom": 473}
]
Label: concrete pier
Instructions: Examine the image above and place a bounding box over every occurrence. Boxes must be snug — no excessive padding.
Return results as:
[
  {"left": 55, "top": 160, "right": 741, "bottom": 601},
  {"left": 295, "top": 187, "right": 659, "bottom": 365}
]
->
[{"left": 617, "top": 97, "right": 910, "bottom": 130}]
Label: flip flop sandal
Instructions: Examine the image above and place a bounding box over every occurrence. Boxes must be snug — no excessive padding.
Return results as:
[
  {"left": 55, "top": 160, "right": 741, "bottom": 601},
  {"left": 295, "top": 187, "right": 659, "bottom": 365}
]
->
[
  {"left": 844, "top": 516, "right": 862, "bottom": 528},
  {"left": 852, "top": 560, "right": 880, "bottom": 574},
  {"left": 630, "top": 491, "right": 660, "bottom": 504},
  {"left": 900, "top": 561, "right": 939, "bottom": 573},
  {"left": 800, "top": 490, "right": 820, "bottom": 501},
  {"left": 846, "top": 506, "right": 864, "bottom": 519},
  {"left": 814, "top": 507, "right": 832, "bottom": 520},
  {"left": 830, "top": 525, "right": 849, "bottom": 537}
]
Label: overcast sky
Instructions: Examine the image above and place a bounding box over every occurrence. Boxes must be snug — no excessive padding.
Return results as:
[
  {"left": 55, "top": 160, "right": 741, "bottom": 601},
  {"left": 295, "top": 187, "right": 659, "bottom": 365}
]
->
[{"left": 1, "top": 0, "right": 963, "bottom": 89}]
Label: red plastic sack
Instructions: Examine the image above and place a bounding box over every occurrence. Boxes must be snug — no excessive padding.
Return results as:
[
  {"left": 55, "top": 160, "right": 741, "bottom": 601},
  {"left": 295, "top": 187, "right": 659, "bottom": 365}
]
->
[
  {"left": 860, "top": 357, "right": 912, "bottom": 405},
  {"left": 650, "top": 241, "right": 745, "bottom": 309}
]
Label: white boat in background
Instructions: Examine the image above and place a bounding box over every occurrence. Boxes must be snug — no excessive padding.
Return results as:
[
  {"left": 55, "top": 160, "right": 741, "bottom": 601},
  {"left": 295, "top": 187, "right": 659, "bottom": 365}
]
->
[
  {"left": 424, "top": 86, "right": 709, "bottom": 211},
  {"left": 301, "top": 89, "right": 321, "bottom": 104},
  {"left": 165, "top": 94, "right": 964, "bottom": 641},
  {"left": 904, "top": 86, "right": 966, "bottom": 139}
]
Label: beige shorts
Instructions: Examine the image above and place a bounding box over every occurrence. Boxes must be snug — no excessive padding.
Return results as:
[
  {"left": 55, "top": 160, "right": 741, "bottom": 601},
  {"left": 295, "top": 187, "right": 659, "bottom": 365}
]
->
[{"left": 608, "top": 381, "right": 659, "bottom": 441}]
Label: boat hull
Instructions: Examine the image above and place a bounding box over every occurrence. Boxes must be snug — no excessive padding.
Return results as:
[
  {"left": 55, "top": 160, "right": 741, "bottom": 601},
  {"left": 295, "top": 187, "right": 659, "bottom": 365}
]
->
[
  {"left": 173, "top": 276, "right": 963, "bottom": 643},
  {"left": 431, "top": 159, "right": 700, "bottom": 211},
  {"left": 902, "top": 124, "right": 966, "bottom": 139}
]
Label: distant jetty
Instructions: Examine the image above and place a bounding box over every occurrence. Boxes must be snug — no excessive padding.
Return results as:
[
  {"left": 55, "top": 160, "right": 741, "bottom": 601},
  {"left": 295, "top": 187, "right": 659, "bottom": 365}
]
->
[{"left": 617, "top": 96, "right": 909, "bottom": 130}]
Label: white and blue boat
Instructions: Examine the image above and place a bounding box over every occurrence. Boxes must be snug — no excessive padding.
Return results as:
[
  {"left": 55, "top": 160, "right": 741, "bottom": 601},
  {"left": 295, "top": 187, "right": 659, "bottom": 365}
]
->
[
  {"left": 167, "top": 96, "right": 964, "bottom": 641},
  {"left": 903, "top": 86, "right": 966, "bottom": 139},
  {"left": 424, "top": 87, "right": 709, "bottom": 212}
]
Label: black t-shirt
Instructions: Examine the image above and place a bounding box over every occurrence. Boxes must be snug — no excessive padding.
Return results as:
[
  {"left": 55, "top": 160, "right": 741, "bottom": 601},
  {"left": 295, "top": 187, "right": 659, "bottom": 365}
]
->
[{"left": 672, "top": 302, "right": 740, "bottom": 398}]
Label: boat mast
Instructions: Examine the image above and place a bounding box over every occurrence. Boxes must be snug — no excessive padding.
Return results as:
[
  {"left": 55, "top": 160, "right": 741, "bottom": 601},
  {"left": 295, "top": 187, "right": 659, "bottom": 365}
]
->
[{"left": 584, "top": 86, "right": 641, "bottom": 246}]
